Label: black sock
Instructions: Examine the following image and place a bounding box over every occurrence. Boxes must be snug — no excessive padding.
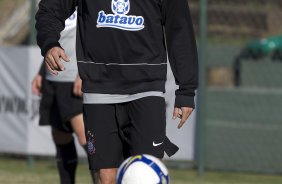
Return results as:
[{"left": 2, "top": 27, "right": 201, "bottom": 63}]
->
[
  {"left": 56, "top": 139, "right": 78, "bottom": 184},
  {"left": 83, "top": 144, "right": 99, "bottom": 184}
]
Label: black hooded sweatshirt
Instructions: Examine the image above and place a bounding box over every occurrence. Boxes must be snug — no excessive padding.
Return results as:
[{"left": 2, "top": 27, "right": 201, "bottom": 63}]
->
[{"left": 36, "top": 0, "right": 198, "bottom": 108}]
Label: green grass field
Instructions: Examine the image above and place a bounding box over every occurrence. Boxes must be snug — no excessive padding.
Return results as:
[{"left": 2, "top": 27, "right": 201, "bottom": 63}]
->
[{"left": 0, "top": 157, "right": 282, "bottom": 184}]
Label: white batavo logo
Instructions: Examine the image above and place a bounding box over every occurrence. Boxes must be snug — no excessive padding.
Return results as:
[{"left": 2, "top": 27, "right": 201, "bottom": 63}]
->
[{"left": 97, "top": 0, "right": 145, "bottom": 31}]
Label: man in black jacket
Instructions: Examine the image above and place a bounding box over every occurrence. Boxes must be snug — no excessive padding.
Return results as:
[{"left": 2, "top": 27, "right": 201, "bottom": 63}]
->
[
  {"left": 33, "top": 10, "right": 98, "bottom": 184},
  {"left": 36, "top": 0, "right": 198, "bottom": 183}
]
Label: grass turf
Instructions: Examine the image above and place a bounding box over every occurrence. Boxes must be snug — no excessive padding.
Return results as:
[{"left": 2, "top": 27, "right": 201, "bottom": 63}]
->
[{"left": 0, "top": 156, "right": 282, "bottom": 184}]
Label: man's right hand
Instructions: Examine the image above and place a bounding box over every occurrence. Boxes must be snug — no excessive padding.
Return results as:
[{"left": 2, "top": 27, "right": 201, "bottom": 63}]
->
[
  {"left": 73, "top": 75, "right": 83, "bottom": 97},
  {"left": 32, "top": 74, "right": 43, "bottom": 96},
  {"left": 45, "top": 47, "right": 69, "bottom": 75}
]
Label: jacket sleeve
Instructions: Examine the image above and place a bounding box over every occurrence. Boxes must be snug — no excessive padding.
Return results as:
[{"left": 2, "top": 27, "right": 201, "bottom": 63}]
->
[
  {"left": 35, "top": 0, "right": 77, "bottom": 57},
  {"left": 162, "top": 0, "right": 199, "bottom": 109}
]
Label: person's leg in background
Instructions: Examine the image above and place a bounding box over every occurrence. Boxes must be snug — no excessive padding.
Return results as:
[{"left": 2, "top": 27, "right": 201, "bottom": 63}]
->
[
  {"left": 70, "top": 113, "right": 99, "bottom": 184},
  {"left": 52, "top": 80, "right": 98, "bottom": 183},
  {"left": 52, "top": 128, "right": 78, "bottom": 184},
  {"left": 39, "top": 80, "right": 78, "bottom": 184}
]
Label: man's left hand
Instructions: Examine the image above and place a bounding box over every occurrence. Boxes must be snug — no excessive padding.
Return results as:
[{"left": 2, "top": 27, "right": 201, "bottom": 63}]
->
[{"left": 173, "top": 107, "right": 194, "bottom": 129}]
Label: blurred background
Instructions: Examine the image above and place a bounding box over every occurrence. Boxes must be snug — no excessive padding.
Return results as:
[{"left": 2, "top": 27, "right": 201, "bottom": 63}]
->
[{"left": 0, "top": 0, "right": 282, "bottom": 183}]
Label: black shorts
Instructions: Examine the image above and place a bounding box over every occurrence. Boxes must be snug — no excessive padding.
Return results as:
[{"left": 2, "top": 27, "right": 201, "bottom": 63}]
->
[
  {"left": 83, "top": 96, "right": 167, "bottom": 170},
  {"left": 39, "top": 80, "right": 83, "bottom": 133}
]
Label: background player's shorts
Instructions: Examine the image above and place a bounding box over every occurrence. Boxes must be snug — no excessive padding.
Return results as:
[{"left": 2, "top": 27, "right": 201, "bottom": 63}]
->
[
  {"left": 39, "top": 80, "right": 83, "bottom": 133},
  {"left": 83, "top": 96, "right": 167, "bottom": 170}
]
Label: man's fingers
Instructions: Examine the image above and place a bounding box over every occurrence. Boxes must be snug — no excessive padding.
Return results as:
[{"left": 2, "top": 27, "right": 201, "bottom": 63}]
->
[
  {"left": 31, "top": 75, "right": 42, "bottom": 96},
  {"left": 177, "top": 108, "right": 193, "bottom": 129},
  {"left": 73, "top": 84, "right": 76, "bottom": 95},
  {"left": 37, "top": 78, "right": 42, "bottom": 89},
  {"left": 45, "top": 61, "right": 58, "bottom": 75},
  {"left": 36, "top": 77, "right": 42, "bottom": 94},
  {"left": 73, "top": 75, "right": 83, "bottom": 97},
  {"left": 73, "top": 80, "right": 83, "bottom": 97},
  {"left": 77, "top": 86, "right": 82, "bottom": 96},
  {"left": 60, "top": 50, "right": 69, "bottom": 62},
  {"left": 47, "top": 55, "right": 59, "bottom": 70},
  {"left": 73, "top": 84, "right": 79, "bottom": 96},
  {"left": 178, "top": 121, "right": 186, "bottom": 129},
  {"left": 31, "top": 81, "right": 39, "bottom": 95},
  {"left": 73, "top": 84, "right": 82, "bottom": 97},
  {"left": 53, "top": 53, "right": 65, "bottom": 71},
  {"left": 78, "top": 89, "right": 83, "bottom": 97},
  {"left": 44, "top": 47, "right": 67, "bottom": 73},
  {"left": 173, "top": 108, "right": 179, "bottom": 120},
  {"left": 178, "top": 111, "right": 189, "bottom": 129}
]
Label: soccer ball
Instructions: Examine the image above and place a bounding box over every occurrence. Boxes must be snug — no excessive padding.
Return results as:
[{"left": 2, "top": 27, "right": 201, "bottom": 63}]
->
[{"left": 116, "top": 154, "right": 169, "bottom": 184}]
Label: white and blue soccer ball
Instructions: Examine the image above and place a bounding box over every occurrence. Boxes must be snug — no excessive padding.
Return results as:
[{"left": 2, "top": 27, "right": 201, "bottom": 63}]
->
[{"left": 116, "top": 154, "right": 169, "bottom": 184}]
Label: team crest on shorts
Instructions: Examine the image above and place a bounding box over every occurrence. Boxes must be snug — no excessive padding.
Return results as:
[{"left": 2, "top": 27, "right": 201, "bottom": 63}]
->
[
  {"left": 87, "top": 131, "right": 96, "bottom": 155},
  {"left": 97, "top": 0, "right": 145, "bottom": 31}
]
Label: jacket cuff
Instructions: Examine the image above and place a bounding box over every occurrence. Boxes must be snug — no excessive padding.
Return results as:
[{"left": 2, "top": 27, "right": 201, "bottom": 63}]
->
[
  {"left": 42, "top": 42, "right": 62, "bottom": 57},
  {"left": 175, "top": 95, "right": 195, "bottom": 109}
]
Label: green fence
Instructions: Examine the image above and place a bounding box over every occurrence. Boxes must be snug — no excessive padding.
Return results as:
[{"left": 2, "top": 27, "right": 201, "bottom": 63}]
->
[{"left": 196, "top": 0, "right": 282, "bottom": 174}]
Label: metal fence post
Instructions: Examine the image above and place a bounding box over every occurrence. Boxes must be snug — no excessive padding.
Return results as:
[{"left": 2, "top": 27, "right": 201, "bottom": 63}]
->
[
  {"left": 196, "top": 0, "right": 208, "bottom": 176},
  {"left": 29, "top": 0, "right": 37, "bottom": 45},
  {"left": 27, "top": 0, "right": 37, "bottom": 167}
]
